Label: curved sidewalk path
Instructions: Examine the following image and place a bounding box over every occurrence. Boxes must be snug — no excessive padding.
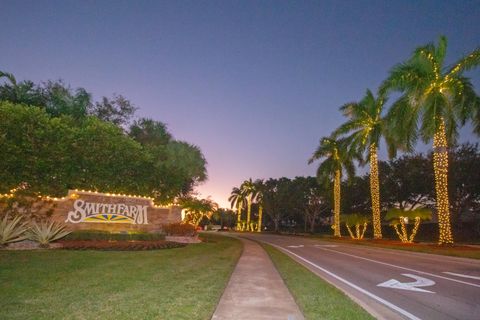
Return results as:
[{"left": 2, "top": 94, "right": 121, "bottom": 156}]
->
[{"left": 212, "top": 236, "right": 304, "bottom": 320}]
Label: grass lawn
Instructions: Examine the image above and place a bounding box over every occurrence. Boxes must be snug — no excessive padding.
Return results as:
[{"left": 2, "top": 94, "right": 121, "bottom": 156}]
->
[
  {"left": 314, "top": 236, "right": 480, "bottom": 260},
  {"left": 0, "top": 234, "right": 242, "bottom": 320},
  {"left": 263, "top": 244, "right": 374, "bottom": 320}
]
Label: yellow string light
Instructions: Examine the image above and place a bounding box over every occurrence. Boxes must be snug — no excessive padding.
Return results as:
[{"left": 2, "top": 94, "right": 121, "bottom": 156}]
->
[
  {"left": 333, "top": 169, "right": 341, "bottom": 237},
  {"left": 0, "top": 189, "right": 171, "bottom": 208},
  {"left": 370, "top": 144, "right": 382, "bottom": 239},
  {"left": 433, "top": 119, "right": 454, "bottom": 244},
  {"left": 393, "top": 216, "right": 422, "bottom": 243},
  {"left": 345, "top": 222, "right": 367, "bottom": 240}
]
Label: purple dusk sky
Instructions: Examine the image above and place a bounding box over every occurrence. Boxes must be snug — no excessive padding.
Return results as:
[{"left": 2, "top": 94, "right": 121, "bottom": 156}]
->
[{"left": 1, "top": 1, "right": 479, "bottom": 207}]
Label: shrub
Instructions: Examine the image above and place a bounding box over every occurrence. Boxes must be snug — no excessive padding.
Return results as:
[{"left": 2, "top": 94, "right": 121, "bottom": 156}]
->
[
  {"left": 162, "top": 222, "right": 196, "bottom": 236},
  {"left": 62, "top": 240, "right": 185, "bottom": 251},
  {"left": 28, "top": 220, "right": 72, "bottom": 248},
  {"left": 0, "top": 214, "right": 29, "bottom": 247}
]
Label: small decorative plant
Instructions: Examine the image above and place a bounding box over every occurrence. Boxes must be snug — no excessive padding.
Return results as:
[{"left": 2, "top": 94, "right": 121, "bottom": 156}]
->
[
  {"left": 385, "top": 208, "right": 432, "bottom": 243},
  {"left": 162, "top": 222, "right": 196, "bottom": 237},
  {"left": 249, "top": 221, "right": 258, "bottom": 232},
  {"left": 236, "top": 220, "right": 247, "bottom": 231},
  {"left": 341, "top": 214, "right": 369, "bottom": 240},
  {"left": 0, "top": 214, "right": 29, "bottom": 247},
  {"left": 28, "top": 219, "right": 72, "bottom": 248}
]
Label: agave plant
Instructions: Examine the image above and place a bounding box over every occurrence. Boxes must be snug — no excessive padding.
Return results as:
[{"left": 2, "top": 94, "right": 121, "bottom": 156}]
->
[
  {"left": 341, "top": 214, "right": 369, "bottom": 240},
  {"left": 0, "top": 214, "right": 29, "bottom": 247},
  {"left": 28, "top": 220, "right": 72, "bottom": 248},
  {"left": 385, "top": 208, "right": 432, "bottom": 243}
]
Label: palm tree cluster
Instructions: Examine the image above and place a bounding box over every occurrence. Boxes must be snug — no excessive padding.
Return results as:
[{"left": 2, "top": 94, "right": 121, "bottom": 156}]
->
[
  {"left": 229, "top": 179, "right": 264, "bottom": 232},
  {"left": 309, "top": 36, "right": 479, "bottom": 244}
]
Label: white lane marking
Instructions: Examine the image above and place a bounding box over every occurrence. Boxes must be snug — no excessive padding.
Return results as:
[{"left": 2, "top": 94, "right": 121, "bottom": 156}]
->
[
  {"left": 443, "top": 272, "right": 480, "bottom": 280},
  {"left": 267, "top": 242, "right": 422, "bottom": 320},
  {"left": 287, "top": 245, "right": 304, "bottom": 248},
  {"left": 317, "top": 247, "right": 480, "bottom": 289},
  {"left": 377, "top": 274, "right": 435, "bottom": 293},
  {"left": 314, "top": 244, "right": 338, "bottom": 248}
]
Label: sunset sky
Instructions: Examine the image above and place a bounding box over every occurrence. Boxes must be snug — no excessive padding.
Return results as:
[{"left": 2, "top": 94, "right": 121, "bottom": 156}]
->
[{"left": 2, "top": 0, "right": 479, "bottom": 207}]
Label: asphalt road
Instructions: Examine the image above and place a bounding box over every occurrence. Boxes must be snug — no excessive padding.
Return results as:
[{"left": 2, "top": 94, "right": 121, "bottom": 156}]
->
[{"left": 244, "top": 233, "right": 480, "bottom": 320}]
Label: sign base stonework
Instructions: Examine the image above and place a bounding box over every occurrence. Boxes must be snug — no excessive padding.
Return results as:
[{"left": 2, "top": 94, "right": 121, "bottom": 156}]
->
[{"left": 49, "top": 190, "right": 182, "bottom": 233}]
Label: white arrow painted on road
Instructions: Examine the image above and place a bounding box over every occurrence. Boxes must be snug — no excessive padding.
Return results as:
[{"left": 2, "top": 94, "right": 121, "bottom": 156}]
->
[
  {"left": 287, "top": 245, "right": 304, "bottom": 248},
  {"left": 377, "top": 274, "right": 435, "bottom": 293}
]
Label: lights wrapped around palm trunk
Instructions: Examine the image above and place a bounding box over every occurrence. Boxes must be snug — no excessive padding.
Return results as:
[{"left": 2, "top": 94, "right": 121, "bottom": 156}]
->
[
  {"left": 433, "top": 119, "right": 454, "bottom": 244},
  {"left": 333, "top": 169, "right": 342, "bottom": 237},
  {"left": 342, "top": 214, "right": 369, "bottom": 240},
  {"left": 392, "top": 217, "right": 421, "bottom": 243},
  {"left": 346, "top": 222, "right": 368, "bottom": 240},
  {"left": 369, "top": 145, "right": 382, "bottom": 239},
  {"left": 385, "top": 208, "right": 432, "bottom": 244}
]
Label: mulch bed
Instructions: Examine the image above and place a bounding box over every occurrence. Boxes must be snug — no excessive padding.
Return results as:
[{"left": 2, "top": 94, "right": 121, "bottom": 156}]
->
[{"left": 59, "top": 240, "right": 186, "bottom": 251}]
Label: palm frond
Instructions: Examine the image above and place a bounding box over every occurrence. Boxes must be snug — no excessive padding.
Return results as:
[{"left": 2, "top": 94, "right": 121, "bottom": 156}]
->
[{"left": 446, "top": 48, "right": 480, "bottom": 77}]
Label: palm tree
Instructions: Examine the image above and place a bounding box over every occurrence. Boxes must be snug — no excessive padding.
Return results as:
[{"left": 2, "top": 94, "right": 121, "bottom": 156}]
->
[
  {"left": 253, "top": 179, "right": 265, "bottom": 232},
  {"left": 240, "top": 178, "right": 256, "bottom": 231},
  {"left": 228, "top": 187, "right": 246, "bottom": 231},
  {"left": 180, "top": 197, "right": 218, "bottom": 227},
  {"left": 309, "top": 136, "right": 356, "bottom": 237},
  {"left": 334, "top": 89, "right": 393, "bottom": 239},
  {"left": 0, "top": 71, "right": 17, "bottom": 86},
  {"left": 381, "top": 36, "right": 480, "bottom": 244}
]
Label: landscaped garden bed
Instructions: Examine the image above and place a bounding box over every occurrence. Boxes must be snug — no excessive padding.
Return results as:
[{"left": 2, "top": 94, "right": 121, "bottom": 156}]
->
[{"left": 60, "top": 239, "right": 185, "bottom": 250}]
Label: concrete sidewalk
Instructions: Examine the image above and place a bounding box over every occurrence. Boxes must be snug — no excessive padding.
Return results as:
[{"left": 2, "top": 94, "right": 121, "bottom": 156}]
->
[{"left": 211, "top": 236, "right": 304, "bottom": 320}]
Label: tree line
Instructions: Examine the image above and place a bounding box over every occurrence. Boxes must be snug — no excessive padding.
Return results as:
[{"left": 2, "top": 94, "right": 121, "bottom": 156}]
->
[
  {"left": 309, "top": 36, "right": 479, "bottom": 244},
  {"left": 0, "top": 72, "right": 207, "bottom": 204},
  {"left": 230, "top": 144, "right": 480, "bottom": 241}
]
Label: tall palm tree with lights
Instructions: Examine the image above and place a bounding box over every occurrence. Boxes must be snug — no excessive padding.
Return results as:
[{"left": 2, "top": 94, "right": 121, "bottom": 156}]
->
[
  {"left": 381, "top": 36, "right": 480, "bottom": 244},
  {"left": 240, "top": 178, "right": 256, "bottom": 231},
  {"left": 309, "top": 136, "right": 356, "bottom": 237},
  {"left": 334, "top": 89, "right": 394, "bottom": 239},
  {"left": 228, "top": 187, "right": 246, "bottom": 231}
]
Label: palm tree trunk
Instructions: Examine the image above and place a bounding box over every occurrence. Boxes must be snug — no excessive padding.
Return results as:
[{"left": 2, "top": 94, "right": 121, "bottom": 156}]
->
[
  {"left": 433, "top": 119, "right": 454, "bottom": 244},
  {"left": 236, "top": 205, "right": 242, "bottom": 231},
  {"left": 257, "top": 205, "right": 263, "bottom": 232},
  {"left": 246, "top": 196, "right": 252, "bottom": 231},
  {"left": 333, "top": 169, "right": 341, "bottom": 237},
  {"left": 369, "top": 145, "right": 382, "bottom": 239}
]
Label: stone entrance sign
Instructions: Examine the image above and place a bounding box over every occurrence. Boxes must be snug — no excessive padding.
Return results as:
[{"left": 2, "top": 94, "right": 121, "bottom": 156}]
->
[{"left": 50, "top": 190, "right": 182, "bottom": 233}]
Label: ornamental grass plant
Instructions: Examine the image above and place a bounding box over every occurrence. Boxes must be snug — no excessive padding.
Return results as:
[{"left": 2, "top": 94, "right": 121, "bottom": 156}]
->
[
  {"left": 27, "top": 220, "right": 72, "bottom": 248},
  {"left": 0, "top": 214, "right": 29, "bottom": 247}
]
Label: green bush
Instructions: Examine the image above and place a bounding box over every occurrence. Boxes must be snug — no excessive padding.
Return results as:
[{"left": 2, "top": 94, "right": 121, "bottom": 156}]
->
[{"left": 64, "top": 230, "right": 165, "bottom": 241}]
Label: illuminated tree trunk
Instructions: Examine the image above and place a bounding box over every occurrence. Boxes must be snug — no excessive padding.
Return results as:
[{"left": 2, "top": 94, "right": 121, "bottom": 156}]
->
[
  {"left": 236, "top": 205, "right": 242, "bottom": 231},
  {"left": 369, "top": 145, "right": 382, "bottom": 239},
  {"left": 333, "top": 169, "right": 341, "bottom": 237},
  {"left": 393, "top": 217, "right": 421, "bottom": 243},
  {"left": 257, "top": 205, "right": 263, "bottom": 232},
  {"left": 433, "top": 119, "right": 454, "bottom": 244},
  {"left": 346, "top": 223, "right": 368, "bottom": 240},
  {"left": 246, "top": 196, "right": 252, "bottom": 231}
]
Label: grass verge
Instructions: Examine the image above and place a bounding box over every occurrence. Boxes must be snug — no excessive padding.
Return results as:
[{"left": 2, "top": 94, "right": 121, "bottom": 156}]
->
[
  {"left": 0, "top": 233, "right": 242, "bottom": 320},
  {"left": 263, "top": 244, "right": 374, "bottom": 320}
]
